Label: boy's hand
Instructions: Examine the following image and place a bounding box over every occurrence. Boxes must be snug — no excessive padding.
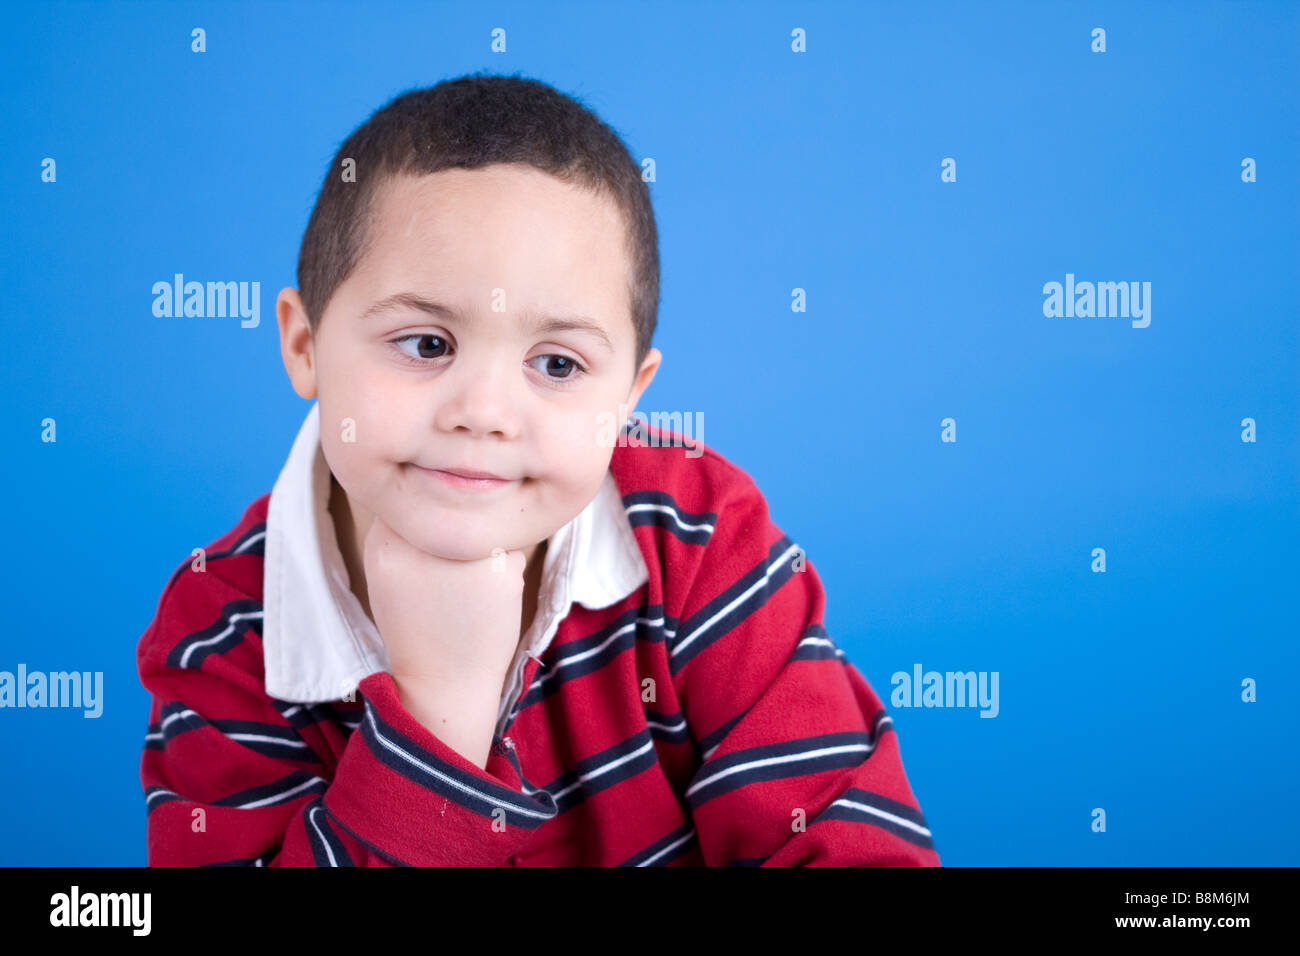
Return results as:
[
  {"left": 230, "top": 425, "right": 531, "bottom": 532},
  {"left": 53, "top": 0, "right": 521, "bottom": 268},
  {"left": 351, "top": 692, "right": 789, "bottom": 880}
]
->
[{"left": 362, "top": 512, "right": 528, "bottom": 768}]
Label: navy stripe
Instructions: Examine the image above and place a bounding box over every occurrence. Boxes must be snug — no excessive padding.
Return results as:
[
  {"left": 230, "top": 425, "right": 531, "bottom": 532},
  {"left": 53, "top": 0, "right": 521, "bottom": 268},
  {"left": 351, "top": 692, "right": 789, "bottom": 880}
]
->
[
  {"left": 144, "top": 785, "right": 184, "bottom": 814},
  {"left": 305, "top": 799, "right": 356, "bottom": 866},
  {"left": 272, "top": 699, "right": 359, "bottom": 733},
  {"left": 271, "top": 699, "right": 319, "bottom": 730},
  {"left": 165, "top": 522, "right": 267, "bottom": 591},
  {"left": 208, "top": 718, "right": 321, "bottom": 762},
  {"left": 811, "top": 787, "right": 935, "bottom": 851},
  {"left": 318, "top": 805, "right": 410, "bottom": 867},
  {"left": 512, "top": 606, "right": 641, "bottom": 714},
  {"left": 685, "top": 726, "right": 889, "bottom": 809},
  {"left": 643, "top": 707, "right": 693, "bottom": 746},
  {"left": 166, "top": 599, "right": 262, "bottom": 670},
  {"left": 629, "top": 604, "right": 672, "bottom": 648},
  {"left": 213, "top": 770, "right": 327, "bottom": 809},
  {"left": 359, "top": 699, "right": 557, "bottom": 828},
  {"left": 504, "top": 605, "right": 670, "bottom": 730},
  {"left": 790, "top": 624, "right": 847, "bottom": 663},
  {"left": 669, "top": 535, "right": 801, "bottom": 676},
  {"left": 622, "top": 490, "right": 716, "bottom": 545},
  {"left": 152, "top": 701, "right": 322, "bottom": 763},
  {"left": 698, "top": 709, "right": 747, "bottom": 757},
  {"left": 536, "top": 729, "right": 659, "bottom": 815},
  {"left": 500, "top": 723, "right": 686, "bottom": 820},
  {"left": 619, "top": 820, "right": 698, "bottom": 866}
]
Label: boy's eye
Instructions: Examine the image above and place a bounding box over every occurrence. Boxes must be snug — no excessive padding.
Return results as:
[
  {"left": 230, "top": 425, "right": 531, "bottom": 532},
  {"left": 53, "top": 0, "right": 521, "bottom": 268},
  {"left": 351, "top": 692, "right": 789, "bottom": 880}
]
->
[
  {"left": 528, "top": 354, "right": 585, "bottom": 380},
  {"left": 391, "top": 335, "right": 588, "bottom": 384},
  {"left": 394, "top": 333, "right": 450, "bottom": 360}
]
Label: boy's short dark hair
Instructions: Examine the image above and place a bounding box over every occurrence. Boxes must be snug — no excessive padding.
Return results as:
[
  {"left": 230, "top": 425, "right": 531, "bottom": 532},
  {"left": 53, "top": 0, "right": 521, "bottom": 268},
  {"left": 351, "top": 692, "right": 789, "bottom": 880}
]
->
[{"left": 296, "top": 71, "right": 660, "bottom": 373}]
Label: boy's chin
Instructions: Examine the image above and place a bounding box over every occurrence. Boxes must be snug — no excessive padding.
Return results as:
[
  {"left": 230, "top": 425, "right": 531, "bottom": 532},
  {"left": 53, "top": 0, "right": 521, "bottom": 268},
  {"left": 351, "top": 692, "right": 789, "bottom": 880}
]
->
[{"left": 397, "top": 526, "right": 527, "bottom": 564}]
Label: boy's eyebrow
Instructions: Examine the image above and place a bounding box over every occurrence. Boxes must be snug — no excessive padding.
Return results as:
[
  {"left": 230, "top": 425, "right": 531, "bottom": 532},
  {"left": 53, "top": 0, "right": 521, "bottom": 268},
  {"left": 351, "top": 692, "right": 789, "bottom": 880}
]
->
[{"left": 360, "top": 292, "right": 615, "bottom": 352}]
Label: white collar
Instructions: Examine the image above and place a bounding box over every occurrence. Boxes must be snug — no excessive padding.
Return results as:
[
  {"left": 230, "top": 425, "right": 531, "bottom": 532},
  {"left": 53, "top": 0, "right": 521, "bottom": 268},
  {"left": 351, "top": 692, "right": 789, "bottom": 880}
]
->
[{"left": 262, "top": 401, "right": 648, "bottom": 705}]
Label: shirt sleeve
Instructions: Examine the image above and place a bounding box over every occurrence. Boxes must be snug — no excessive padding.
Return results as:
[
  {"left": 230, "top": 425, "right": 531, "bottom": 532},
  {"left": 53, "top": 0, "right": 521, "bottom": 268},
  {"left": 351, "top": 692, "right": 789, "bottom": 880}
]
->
[
  {"left": 138, "top": 569, "right": 557, "bottom": 866},
  {"left": 669, "top": 469, "right": 941, "bottom": 866}
]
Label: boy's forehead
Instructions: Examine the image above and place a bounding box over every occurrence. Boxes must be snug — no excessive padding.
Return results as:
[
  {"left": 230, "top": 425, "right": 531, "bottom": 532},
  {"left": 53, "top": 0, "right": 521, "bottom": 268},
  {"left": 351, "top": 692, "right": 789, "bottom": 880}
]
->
[
  {"left": 367, "top": 167, "right": 630, "bottom": 261},
  {"left": 370, "top": 166, "right": 614, "bottom": 226},
  {"left": 353, "top": 169, "right": 634, "bottom": 344}
]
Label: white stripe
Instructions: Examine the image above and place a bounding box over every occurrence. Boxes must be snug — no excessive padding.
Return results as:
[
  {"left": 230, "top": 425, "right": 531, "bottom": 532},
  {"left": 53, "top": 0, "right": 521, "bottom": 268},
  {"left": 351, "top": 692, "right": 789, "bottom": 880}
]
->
[
  {"left": 625, "top": 503, "right": 715, "bottom": 535},
  {"left": 535, "top": 621, "right": 637, "bottom": 687},
  {"left": 797, "top": 636, "right": 836, "bottom": 650},
  {"left": 236, "top": 773, "right": 326, "bottom": 810},
  {"left": 233, "top": 530, "right": 266, "bottom": 554},
  {"left": 672, "top": 542, "right": 802, "bottom": 661},
  {"left": 159, "top": 707, "right": 307, "bottom": 749},
  {"left": 159, "top": 709, "right": 194, "bottom": 732},
  {"left": 699, "top": 717, "right": 888, "bottom": 767},
  {"left": 638, "top": 828, "right": 696, "bottom": 867},
  {"left": 795, "top": 636, "right": 847, "bottom": 660},
  {"left": 527, "top": 614, "right": 668, "bottom": 694},
  {"left": 645, "top": 717, "right": 687, "bottom": 734},
  {"left": 831, "top": 797, "right": 932, "bottom": 838},
  {"left": 550, "top": 738, "right": 655, "bottom": 801},
  {"left": 306, "top": 804, "right": 339, "bottom": 866},
  {"left": 227, "top": 732, "right": 308, "bottom": 749},
  {"left": 179, "top": 611, "right": 263, "bottom": 668},
  {"left": 685, "top": 740, "right": 874, "bottom": 798}
]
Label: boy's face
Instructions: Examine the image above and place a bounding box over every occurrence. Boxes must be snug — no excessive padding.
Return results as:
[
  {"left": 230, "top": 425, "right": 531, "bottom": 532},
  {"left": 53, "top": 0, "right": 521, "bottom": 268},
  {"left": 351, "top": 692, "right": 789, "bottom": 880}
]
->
[{"left": 277, "top": 165, "right": 660, "bottom": 565}]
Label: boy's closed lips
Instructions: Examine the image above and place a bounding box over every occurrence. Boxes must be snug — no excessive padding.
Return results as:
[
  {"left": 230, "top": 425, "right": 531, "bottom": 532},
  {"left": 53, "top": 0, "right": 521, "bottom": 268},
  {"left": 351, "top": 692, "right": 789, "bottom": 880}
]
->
[
  {"left": 410, "top": 463, "right": 522, "bottom": 489},
  {"left": 409, "top": 462, "right": 521, "bottom": 491}
]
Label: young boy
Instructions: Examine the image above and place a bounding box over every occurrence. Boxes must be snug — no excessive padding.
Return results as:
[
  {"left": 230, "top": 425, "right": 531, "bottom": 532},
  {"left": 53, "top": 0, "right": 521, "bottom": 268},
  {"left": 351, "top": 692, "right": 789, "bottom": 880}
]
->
[{"left": 137, "top": 73, "right": 940, "bottom": 866}]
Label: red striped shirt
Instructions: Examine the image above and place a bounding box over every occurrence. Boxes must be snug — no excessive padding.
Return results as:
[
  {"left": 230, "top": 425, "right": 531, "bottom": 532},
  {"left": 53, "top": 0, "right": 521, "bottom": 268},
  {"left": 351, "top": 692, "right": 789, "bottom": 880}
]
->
[{"left": 138, "top": 435, "right": 940, "bottom": 866}]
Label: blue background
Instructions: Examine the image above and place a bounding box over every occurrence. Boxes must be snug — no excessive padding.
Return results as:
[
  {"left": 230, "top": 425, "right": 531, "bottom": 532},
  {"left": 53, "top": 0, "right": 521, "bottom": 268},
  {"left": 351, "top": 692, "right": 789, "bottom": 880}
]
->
[{"left": 1, "top": 0, "right": 1296, "bottom": 865}]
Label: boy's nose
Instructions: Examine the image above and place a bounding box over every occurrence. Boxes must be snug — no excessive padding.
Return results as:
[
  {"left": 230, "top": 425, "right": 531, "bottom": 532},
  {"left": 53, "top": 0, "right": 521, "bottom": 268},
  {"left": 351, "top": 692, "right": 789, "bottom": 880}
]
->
[{"left": 433, "top": 360, "right": 523, "bottom": 439}]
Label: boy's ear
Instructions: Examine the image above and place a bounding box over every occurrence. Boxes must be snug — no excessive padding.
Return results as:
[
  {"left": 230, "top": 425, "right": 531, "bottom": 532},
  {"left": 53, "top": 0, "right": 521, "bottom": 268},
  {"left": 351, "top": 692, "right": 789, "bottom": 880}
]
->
[
  {"left": 277, "top": 287, "right": 318, "bottom": 400},
  {"left": 626, "top": 347, "right": 662, "bottom": 412}
]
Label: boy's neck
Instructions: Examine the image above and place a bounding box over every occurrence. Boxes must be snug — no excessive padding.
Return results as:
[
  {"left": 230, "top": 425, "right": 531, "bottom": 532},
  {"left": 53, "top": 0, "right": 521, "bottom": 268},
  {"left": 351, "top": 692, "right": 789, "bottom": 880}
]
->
[{"left": 327, "top": 473, "right": 547, "bottom": 642}]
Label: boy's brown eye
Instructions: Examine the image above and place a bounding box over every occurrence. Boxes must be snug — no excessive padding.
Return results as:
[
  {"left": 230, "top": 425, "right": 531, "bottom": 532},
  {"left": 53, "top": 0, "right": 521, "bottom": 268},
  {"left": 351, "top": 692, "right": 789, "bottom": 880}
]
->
[
  {"left": 392, "top": 333, "right": 450, "bottom": 362},
  {"left": 547, "top": 356, "right": 575, "bottom": 377},
  {"left": 414, "top": 335, "right": 448, "bottom": 359},
  {"left": 528, "top": 353, "right": 588, "bottom": 382}
]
